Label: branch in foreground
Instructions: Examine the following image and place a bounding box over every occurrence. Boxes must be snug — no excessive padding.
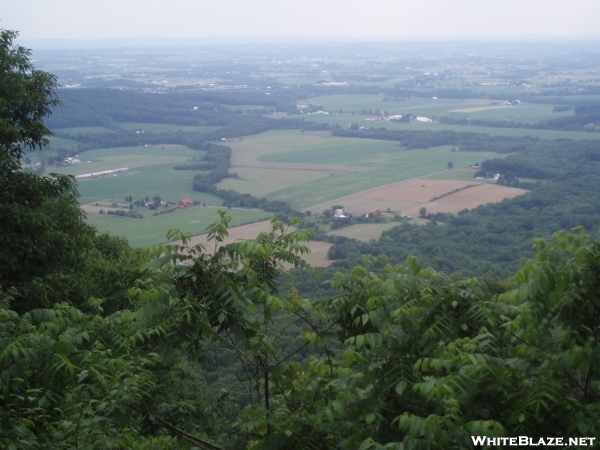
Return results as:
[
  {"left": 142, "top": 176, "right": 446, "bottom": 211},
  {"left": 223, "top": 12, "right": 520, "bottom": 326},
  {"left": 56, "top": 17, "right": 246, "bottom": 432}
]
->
[{"left": 155, "top": 415, "right": 226, "bottom": 450}]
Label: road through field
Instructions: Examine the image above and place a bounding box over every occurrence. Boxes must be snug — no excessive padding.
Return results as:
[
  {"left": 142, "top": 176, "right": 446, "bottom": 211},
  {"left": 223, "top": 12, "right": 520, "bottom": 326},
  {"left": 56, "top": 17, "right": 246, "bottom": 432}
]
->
[{"left": 303, "top": 169, "right": 450, "bottom": 211}]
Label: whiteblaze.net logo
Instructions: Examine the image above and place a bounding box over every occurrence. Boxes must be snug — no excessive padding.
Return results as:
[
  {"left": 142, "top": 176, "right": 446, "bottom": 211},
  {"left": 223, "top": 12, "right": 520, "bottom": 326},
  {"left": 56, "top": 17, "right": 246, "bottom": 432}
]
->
[{"left": 471, "top": 436, "right": 596, "bottom": 447}]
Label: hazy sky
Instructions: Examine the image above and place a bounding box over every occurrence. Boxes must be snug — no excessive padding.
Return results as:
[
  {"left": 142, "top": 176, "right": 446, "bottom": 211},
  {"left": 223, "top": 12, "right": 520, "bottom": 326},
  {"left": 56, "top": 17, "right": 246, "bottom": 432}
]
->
[{"left": 3, "top": 0, "right": 600, "bottom": 40}]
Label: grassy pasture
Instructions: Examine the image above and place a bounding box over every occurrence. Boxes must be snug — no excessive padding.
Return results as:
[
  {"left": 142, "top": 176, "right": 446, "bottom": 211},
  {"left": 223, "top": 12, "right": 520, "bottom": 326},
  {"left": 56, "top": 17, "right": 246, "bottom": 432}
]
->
[{"left": 85, "top": 207, "right": 271, "bottom": 248}]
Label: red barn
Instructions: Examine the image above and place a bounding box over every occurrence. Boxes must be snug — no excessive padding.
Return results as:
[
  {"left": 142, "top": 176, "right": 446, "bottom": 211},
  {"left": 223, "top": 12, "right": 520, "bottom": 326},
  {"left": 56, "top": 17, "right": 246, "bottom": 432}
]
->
[{"left": 178, "top": 198, "right": 194, "bottom": 207}]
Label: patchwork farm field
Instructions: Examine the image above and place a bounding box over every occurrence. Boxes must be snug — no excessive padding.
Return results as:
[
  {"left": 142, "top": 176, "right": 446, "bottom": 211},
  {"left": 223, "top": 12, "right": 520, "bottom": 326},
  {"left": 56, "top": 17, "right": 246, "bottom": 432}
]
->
[
  {"left": 85, "top": 207, "right": 272, "bottom": 248},
  {"left": 42, "top": 96, "right": 591, "bottom": 265},
  {"left": 225, "top": 130, "right": 501, "bottom": 208}
]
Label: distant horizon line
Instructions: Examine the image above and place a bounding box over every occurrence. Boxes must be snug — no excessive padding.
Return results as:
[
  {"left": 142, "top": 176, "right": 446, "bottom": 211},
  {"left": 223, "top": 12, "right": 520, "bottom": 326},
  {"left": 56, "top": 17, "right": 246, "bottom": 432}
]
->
[{"left": 17, "top": 34, "right": 600, "bottom": 50}]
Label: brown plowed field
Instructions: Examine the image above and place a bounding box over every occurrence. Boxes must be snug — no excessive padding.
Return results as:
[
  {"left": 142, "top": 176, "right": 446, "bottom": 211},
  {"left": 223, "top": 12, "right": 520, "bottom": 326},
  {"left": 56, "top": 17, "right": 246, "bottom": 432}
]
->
[
  {"left": 402, "top": 183, "right": 528, "bottom": 216},
  {"left": 308, "top": 179, "right": 527, "bottom": 217}
]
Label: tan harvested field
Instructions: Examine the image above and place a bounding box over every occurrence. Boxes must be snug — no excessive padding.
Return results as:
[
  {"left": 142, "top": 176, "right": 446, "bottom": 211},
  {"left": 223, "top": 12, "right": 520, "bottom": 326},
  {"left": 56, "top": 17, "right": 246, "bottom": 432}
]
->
[
  {"left": 217, "top": 167, "right": 332, "bottom": 197},
  {"left": 302, "top": 241, "right": 333, "bottom": 267},
  {"left": 309, "top": 179, "right": 527, "bottom": 218},
  {"left": 81, "top": 200, "right": 132, "bottom": 214},
  {"left": 309, "top": 179, "right": 480, "bottom": 214},
  {"left": 174, "top": 220, "right": 332, "bottom": 267},
  {"left": 82, "top": 205, "right": 110, "bottom": 214},
  {"left": 402, "top": 183, "right": 528, "bottom": 216}
]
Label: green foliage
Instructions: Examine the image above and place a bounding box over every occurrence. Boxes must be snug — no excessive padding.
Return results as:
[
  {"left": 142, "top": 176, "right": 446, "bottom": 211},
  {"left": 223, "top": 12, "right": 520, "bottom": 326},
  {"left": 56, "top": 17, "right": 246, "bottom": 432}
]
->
[
  {"left": 0, "top": 294, "right": 161, "bottom": 449},
  {"left": 0, "top": 29, "right": 61, "bottom": 160}
]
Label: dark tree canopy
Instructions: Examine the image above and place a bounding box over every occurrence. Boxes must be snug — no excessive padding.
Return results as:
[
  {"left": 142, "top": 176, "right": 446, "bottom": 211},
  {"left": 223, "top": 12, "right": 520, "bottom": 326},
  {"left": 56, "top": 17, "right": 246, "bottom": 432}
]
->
[{"left": 0, "top": 29, "right": 61, "bottom": 160}]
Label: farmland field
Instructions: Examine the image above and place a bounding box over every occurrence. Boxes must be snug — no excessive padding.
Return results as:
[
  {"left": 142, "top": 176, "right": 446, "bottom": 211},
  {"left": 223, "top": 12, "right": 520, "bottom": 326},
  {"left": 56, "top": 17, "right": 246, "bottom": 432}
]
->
[
  {"left": 402, "top": 183, "right": 528, "bottom": 216},
  {"left": 42, "top": 145, "right": 222, "bottom": 206},
  {"left": 225, "top": 130, "right": 501, "bottom": 208},
  {"left": 75, "top": 163, "right": 223, "bottom": 206},
  {"left": 308, "top": 178, "right": 527, "bottom": 217},
  {"left": 85, "top": 207, "right": 272, "bottom": 248},
  {"left": 217, "top": 167, "right": 332, "bottom": 197}
]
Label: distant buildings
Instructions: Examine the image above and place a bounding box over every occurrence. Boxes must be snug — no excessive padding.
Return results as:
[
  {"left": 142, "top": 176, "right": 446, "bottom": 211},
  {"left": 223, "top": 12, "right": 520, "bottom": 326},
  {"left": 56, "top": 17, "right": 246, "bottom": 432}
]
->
[{"left": 74, "top": 167, "right": 130, "bottom": 181}]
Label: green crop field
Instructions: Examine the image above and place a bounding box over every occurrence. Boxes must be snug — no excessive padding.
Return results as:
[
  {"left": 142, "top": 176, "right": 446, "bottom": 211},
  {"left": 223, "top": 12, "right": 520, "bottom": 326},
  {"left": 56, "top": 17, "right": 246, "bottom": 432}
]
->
[
  {"left": 41, "top": 144, "right": 221, "bottom": 206},
  {"left": 217, "top": 167, "right": 332, "bottom": 197},
  {"left": 75, "top": 163, "right": 223, "bottom": 206},
  {"left": 85, "top": 207, "right": 272, "bottom": 248},
  {"left": 258, "top": 137, "right": 404, "bottom": 166}
]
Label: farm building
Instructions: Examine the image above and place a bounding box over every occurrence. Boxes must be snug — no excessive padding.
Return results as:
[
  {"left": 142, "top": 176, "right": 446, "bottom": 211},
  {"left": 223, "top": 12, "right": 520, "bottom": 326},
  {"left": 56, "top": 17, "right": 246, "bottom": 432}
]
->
[
  {"left": 370, "top": 209, "right": 382, "bottom": 217},
  {"left": 178, "top": 198, "right": 194, "bottom": 207}
]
